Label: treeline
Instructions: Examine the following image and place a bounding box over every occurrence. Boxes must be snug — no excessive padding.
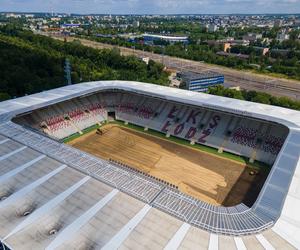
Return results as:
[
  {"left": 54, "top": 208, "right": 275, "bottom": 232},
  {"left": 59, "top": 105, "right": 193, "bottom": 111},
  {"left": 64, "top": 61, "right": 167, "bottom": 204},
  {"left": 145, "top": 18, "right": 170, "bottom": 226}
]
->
[
  {"left": 0, "top": 25, "right": 169, "bottom": 101},
  {"left": 208, "top": 85, "right": 300, "bottom": 111}
]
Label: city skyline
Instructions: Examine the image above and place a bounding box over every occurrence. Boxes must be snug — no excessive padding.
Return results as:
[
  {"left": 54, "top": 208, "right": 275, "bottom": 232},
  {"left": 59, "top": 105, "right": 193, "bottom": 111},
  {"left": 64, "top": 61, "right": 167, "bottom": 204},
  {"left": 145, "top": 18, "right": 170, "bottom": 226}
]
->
[{"left": 1, "top": 0, "right": 300, "bottom": 15}]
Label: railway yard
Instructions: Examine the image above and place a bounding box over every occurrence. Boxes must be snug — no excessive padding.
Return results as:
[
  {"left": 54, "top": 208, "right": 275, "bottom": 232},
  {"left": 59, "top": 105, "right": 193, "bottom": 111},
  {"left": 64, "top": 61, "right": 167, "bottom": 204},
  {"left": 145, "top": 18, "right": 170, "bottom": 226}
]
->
[{"left": 46, "top": 34, "right": 300, "bottom": 100}]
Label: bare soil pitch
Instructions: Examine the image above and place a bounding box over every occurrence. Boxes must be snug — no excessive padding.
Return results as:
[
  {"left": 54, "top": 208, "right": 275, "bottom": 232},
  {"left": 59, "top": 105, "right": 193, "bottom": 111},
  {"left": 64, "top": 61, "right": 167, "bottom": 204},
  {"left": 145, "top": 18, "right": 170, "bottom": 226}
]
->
[{"left": 68, "top": 124, "right": 268, "bottom": 206}]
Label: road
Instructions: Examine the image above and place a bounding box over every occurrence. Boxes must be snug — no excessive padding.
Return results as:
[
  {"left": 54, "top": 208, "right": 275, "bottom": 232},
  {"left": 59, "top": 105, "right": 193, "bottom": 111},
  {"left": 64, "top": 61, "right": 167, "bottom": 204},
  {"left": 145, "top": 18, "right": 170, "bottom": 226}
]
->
[{"left": 45, "top": 33, "right": 300, "bottom": 100}]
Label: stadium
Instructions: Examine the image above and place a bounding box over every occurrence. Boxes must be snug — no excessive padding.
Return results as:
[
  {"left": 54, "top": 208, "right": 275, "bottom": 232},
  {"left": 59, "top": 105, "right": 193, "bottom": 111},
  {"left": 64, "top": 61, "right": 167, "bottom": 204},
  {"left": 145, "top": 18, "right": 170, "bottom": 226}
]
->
[{"left": 0, "top": 80, "right": 299, "bottom": 249}]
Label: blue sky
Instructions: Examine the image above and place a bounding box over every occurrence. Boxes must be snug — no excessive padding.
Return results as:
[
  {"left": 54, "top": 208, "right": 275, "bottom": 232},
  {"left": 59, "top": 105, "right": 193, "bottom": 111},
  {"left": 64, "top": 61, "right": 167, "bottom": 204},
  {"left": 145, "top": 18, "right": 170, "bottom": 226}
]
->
[{"left": 1, "top": 0, "right": 300, "bottom": 14}]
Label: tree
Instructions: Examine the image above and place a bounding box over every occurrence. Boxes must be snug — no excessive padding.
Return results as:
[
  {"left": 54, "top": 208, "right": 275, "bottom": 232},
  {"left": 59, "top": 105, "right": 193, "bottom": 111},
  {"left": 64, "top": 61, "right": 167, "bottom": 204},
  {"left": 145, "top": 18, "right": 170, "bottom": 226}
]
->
[
  {"left": 0, "top": 92, "right": 11, "bottom": 101},
  {"left": 0, "top": 26, "right": 169, "bottom": 99}
]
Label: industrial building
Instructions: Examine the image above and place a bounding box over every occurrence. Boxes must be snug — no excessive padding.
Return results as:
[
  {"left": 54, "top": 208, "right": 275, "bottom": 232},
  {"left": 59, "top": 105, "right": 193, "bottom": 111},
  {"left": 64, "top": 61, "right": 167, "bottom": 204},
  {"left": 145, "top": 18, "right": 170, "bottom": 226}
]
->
[{"left": 178, "top": 71, "right": 225, "bottom": 92}]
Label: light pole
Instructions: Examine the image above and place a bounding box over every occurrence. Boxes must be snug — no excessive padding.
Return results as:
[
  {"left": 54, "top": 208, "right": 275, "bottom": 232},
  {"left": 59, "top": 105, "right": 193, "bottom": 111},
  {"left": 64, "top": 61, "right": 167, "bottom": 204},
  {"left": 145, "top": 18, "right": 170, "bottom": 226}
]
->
[{"left": 64, "top": 58, "right": 72, "bottom": 85}]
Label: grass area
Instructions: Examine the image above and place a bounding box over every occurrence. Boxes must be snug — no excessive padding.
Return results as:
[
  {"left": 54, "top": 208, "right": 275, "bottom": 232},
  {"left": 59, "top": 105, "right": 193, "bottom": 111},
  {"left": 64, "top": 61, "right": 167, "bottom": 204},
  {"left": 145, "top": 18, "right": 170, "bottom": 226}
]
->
[
  {"left": 63, "top": 119, "right": 270, "bottom": 171},
  {"left": 204, "top": 60, "right": 300, "bottom": 82}
]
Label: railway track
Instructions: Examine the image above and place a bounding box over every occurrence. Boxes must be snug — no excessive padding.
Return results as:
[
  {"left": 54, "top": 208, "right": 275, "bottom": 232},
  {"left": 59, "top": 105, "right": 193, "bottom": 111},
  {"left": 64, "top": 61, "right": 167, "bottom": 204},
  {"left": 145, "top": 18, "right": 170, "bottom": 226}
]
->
[{"left": 45, "top": 33, "right": 300, "bottom": 100}]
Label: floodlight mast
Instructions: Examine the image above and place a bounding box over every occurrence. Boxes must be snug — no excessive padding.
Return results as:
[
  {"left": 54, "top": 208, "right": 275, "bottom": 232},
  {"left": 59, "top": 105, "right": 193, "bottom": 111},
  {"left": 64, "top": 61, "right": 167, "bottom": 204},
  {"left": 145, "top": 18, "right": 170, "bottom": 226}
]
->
[{"left": 64, "top": 58, "right": 72, "bottom": 85}]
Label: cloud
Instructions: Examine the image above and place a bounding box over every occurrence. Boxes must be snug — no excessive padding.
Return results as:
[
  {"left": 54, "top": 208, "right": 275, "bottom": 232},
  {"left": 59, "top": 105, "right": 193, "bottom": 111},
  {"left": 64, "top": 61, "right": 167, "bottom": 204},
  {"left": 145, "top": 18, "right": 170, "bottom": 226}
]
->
[{"left": 1, "top": 0, "right": 300, "bottom": 14}]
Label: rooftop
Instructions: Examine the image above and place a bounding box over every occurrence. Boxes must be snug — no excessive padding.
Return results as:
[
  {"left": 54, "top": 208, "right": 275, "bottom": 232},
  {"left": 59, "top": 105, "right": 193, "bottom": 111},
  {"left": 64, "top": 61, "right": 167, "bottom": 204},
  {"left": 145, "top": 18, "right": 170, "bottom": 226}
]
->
[{"left": 0, "top": 81, "right": 299, "bottom": 249}]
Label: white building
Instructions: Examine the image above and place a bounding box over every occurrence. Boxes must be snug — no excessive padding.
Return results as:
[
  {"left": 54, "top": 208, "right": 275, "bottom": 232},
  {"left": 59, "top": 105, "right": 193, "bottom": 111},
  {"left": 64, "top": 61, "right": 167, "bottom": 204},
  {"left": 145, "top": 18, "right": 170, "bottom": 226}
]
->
[
  {"left": 207, "top": 24, "right": 219, "bottom": 32},
  {"left": 276, "top": 32, "right": 290, "bottom": 42}
]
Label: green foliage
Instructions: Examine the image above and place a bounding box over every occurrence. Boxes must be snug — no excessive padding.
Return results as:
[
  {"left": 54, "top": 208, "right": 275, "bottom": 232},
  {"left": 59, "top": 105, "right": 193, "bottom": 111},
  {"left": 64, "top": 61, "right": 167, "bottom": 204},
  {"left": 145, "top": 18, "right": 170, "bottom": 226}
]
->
[
  {"left": 208, "top": 86, "right": 300, "bottom": 110},
  {"left": 0, "top": 26, "right": 169, "bottom": 99},
  {"left": 0, "top": 92, "right": 11, "bottom": 101},
  {"left": 208, "top": 85, "right": 244, "bottom": 100}
]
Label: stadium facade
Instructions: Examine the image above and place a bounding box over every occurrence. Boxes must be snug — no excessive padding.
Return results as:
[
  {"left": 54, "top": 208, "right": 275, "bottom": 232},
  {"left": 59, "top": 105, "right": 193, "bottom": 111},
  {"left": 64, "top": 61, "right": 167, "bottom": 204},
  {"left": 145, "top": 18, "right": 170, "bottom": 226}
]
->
[
  {"left": 143, "top": 34, "right": 189, "bottom": 44},
  {"left": 0, "top": 81, "right": 299, "bottom": 249}
]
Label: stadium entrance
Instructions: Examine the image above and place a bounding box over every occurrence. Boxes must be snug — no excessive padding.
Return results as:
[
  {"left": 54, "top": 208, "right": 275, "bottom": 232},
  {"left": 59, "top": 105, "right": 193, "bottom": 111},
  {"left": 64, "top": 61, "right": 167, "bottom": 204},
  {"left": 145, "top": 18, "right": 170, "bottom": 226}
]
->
[{"left": 108, "top": 111, "right": 116, "bottom": 121}]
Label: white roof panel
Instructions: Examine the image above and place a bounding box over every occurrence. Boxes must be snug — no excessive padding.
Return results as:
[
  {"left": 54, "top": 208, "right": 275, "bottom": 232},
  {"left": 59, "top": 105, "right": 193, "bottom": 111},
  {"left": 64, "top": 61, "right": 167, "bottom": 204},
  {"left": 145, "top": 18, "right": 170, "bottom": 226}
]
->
[{"left": 0, "top": 81, "right": 299, "bottom": 249}]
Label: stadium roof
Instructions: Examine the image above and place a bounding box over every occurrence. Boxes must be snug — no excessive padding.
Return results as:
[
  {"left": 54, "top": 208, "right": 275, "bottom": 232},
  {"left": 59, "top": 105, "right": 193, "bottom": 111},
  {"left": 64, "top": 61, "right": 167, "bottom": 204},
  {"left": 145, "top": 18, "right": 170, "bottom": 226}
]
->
[
  {"left": 0, "top": 81, "right": 299, "bottom": 249},
  {"left": 143, "top": 33, "right": 189, "bottom": 41}
]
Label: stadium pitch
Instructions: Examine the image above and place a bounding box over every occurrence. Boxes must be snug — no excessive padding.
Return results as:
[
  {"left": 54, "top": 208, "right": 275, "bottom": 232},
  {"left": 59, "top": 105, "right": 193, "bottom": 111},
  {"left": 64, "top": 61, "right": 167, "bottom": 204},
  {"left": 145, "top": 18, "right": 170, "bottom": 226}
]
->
[{"left": 67, "top": 122, "right": 269, "bottom": 207}]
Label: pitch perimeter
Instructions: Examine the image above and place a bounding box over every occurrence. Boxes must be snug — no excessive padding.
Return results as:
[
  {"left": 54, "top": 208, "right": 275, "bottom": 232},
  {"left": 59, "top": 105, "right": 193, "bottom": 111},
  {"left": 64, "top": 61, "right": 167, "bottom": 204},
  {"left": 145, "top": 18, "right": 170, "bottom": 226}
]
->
[{"left": 68, "top": 124, "right": 269, "bottom": 206}]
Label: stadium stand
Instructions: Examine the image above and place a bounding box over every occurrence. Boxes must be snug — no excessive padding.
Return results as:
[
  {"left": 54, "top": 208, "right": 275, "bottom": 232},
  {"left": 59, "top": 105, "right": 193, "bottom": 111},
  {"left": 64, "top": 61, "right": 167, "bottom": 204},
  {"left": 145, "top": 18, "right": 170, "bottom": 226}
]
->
[
  {"left": 0, "top": 81, "right": 299, "bottom": 249},
  {"left": 15, "top": 91, "right": 288, "bottom": 165}
]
